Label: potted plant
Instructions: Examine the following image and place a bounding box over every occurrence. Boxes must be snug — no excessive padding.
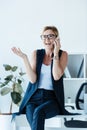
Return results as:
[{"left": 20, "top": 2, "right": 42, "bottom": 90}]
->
[{"left": 0, "top": 64, "right": 26, "bottom": 113}]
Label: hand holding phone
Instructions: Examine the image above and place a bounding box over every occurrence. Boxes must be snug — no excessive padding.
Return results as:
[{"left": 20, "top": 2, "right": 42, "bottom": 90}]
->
[{"left": 53, "top": 37, "right": 61, "bottom": 54}]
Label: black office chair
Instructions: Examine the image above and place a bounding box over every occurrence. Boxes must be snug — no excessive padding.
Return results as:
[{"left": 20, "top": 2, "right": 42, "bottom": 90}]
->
[
  {"left": 75, "top": 82, "right": 87, "bottom": 110},
  {"left": 64, "top": 120, "right": 87, "bottom": 128},
  {"left": 64, "top": 82, "right": 87, "bottom": 128}
]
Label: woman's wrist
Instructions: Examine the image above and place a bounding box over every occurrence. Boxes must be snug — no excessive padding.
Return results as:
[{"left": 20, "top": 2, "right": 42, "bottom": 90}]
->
[
  {"left": 22, "top": 54, "right": 28, "bottom": 60},
  {"left": 53, "top": 51, "right": 59, "bottom": 60},
  {"left": 53, "top": 55, "right": 59, "bottom": 60}
]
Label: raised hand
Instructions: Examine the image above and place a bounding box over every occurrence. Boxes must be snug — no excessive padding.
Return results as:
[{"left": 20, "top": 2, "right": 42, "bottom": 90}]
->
[{"left": 11, "top": 47, "right": 27, "bottom": 59}]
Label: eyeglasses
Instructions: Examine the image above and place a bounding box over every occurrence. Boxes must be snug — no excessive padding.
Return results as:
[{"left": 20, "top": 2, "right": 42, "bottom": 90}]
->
[{"left": 40, "top": 34, "right": 57, "bottom": 40}]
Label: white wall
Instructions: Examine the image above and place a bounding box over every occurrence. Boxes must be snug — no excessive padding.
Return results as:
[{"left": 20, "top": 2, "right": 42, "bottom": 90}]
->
[{"left": 0, "top": 0, "right": 87, "bottom": 113}]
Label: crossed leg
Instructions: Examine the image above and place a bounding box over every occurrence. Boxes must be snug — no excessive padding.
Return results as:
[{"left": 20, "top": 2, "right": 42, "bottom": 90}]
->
[{"left": 26, "top": 100, "right": 60, "bottom": 130}]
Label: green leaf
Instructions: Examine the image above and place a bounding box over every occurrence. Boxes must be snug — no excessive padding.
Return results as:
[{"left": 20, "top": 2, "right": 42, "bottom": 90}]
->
[
  {"left": 16, "top": 96, "right": 23, "bottom": 106},
  {"left": 17, "top": 79, "right": 22, "bottom": 84},
  {"left": 0, "top": 81, "right": 9, "bottom": 88},
  {"left": 11, "top": 66, "right": 18, "bottom": 72},
  {"left": 3, "top": 64, "right": 12, "bottom": 71},
  {"left": 0, "top": 83, "right": 4, "bottom": 88},
  {"left": 14, "top": 83, "right": 23, "bottom": 94},
  {"left": 4, "top": 75, "right": 13, "bottom": 81},
  {"left": 11, "top": 92, "right": 21, "bottom": 104},
  {"left": 0, "top": 87, "right": 11, "bottom": 95},
  {"left": 19, "top": 72, "right": 26, "bottom": 76}
]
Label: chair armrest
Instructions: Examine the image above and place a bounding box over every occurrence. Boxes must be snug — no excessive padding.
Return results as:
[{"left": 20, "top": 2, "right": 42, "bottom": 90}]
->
[
  {"left": 65, "top": 103, "right": 76, "bottom": 110},
  {"left": 65, "top": 105, "right": 75, "bottom": 110}
]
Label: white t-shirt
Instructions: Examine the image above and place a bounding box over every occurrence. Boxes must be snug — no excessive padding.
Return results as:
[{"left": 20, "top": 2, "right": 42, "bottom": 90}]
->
[{"left": 38, "top": 64, "right": 53, "bottom": 90}]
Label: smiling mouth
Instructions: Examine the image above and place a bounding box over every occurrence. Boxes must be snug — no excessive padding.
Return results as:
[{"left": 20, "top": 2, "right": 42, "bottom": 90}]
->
[{"left": 45, "top": 43, "right": 51, "bottom": 45}]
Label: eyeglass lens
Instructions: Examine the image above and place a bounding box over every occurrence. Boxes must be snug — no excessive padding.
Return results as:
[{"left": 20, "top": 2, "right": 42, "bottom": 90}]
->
[{"left": 40, "top": 34, "right": 56, "bottom": 40}]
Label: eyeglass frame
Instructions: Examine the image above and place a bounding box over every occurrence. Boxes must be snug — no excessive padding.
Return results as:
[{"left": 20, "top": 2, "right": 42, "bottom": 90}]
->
[{"left": 40, "top": 34, "right": 57, "bottom": 40}]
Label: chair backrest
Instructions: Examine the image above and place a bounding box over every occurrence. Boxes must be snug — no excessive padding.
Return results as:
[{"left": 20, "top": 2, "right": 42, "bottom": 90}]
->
[{"left": 75, "top": 82, "right": 87, "bottom": 109}]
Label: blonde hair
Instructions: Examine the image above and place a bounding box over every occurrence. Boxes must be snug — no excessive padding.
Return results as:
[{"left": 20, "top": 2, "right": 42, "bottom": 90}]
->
[{"left": 42, "top": 26, "right": 59, "bottom": 37}]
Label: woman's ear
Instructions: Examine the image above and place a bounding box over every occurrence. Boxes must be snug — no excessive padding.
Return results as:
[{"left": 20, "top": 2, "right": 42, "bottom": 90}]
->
[
  {"left": 57, "top": 37, "right": 60, "bottom": 43},
  {"left": 54, "top": 36, "right": 60, "bottom": 43}
]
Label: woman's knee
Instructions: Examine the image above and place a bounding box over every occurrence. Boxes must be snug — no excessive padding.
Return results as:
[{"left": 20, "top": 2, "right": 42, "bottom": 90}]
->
[{"left": 33, "top": 107, "right": 45, "bottom": 120}]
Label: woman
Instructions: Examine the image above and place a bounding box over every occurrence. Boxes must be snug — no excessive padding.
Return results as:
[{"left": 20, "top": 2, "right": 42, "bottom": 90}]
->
[{"left": 12, "top": 26, "right": 68, "bottom": 130}]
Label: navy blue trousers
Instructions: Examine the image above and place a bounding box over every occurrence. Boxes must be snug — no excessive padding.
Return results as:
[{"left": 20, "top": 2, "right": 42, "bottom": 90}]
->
[{"left": 25, "top": 89, "right": 60, "bottom": 130}]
